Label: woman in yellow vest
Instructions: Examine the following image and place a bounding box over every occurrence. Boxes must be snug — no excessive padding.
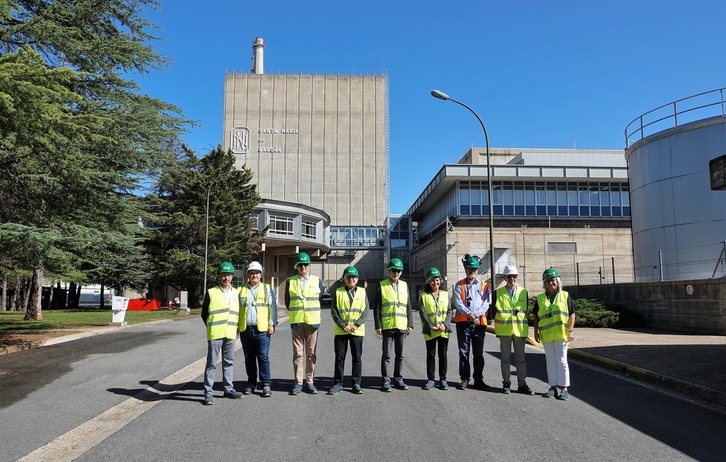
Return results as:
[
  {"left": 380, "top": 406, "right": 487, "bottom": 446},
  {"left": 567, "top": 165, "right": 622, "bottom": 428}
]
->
[
  {"left": 533, "top": 267, "right": 576, "bottom": 400},
  {"left": 328, "top": 266, "right": 369, "bottom": 395},
  {"left": 418, "top": 267, "right": 452, "bottom": 390},
  {"left": 492, "top": 265, "right": 534, "bottom": 395},
  {"left": 201, "top": 261, "right": 242, "bottom": 405},
  {"left": 238, "top": 261, "right": 277, "bottom": 398}
]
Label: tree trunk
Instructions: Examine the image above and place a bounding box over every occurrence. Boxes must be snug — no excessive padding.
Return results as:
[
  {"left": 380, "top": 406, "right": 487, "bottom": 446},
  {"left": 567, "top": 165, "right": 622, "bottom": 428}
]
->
[
  {"left": 68, "top": 282, "right": 79, "bottom": 308},
  {"left": 1, "top": 277, "right": 6, "bottom": 311},
  {"left": 99, "top": 283, "right": 106, "bottom": 309},
  {"left": 24, "top": 266, "right": 43, "bottom": 321}
]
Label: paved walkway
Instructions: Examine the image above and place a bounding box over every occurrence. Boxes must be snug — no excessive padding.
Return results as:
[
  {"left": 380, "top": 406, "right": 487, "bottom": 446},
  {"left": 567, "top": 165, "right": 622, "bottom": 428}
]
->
[{"left": 520, "top": 326, "right": 726, "bottom": 406}]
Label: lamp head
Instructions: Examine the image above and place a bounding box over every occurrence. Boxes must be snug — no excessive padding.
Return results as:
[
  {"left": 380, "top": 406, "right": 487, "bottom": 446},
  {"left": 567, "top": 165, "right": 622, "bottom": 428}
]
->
[{"left": 431, "top": 90, "right": 450, "bottom": 101}]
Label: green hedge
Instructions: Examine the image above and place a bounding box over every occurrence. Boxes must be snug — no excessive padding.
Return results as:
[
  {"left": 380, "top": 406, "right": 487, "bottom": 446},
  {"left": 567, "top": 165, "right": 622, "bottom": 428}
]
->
[
  {"left": 526, "top": 298, "right": 644, "bottom": 328},
  {"left": 574, "top": 298, "right": 645, "bottom": 328}
]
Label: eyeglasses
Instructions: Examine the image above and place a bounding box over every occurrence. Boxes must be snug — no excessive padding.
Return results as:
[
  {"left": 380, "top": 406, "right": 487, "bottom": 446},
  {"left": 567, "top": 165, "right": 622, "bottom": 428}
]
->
[
  {"left": 506, "top": 275, "right": 517, "bottom": 279},
  {"left": 546, "top": 278, "right": 558, "bottom": 284},
  {"left": 389, "top": 269, "right": 402, "bottom": 273},
  {"left": 298, "top": 263, "right": 309, "bottom": 267}
]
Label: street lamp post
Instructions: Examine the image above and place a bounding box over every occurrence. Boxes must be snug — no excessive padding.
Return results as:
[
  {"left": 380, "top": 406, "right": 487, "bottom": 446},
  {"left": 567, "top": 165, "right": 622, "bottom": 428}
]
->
[{"left": 431, "top": 89, "right": 497, "bottom": 291}]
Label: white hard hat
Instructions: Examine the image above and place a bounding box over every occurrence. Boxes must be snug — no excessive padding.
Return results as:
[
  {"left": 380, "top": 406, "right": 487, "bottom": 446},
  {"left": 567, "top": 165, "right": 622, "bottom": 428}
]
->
[
  {"left": 246, "top": 261, "right": 264, "bottom": 273},
  {"left": 502, "top": 265, "right": 519, "bottom": 276}
]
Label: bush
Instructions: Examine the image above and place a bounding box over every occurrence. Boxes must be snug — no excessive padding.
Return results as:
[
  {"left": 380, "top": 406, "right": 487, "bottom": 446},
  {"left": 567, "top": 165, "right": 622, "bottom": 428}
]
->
[
  {"left": 575, "top": 299, "right": 619, "bottom": 327},
  {"left": 526, "top": 297, "right": 645, "bottom": 328}
]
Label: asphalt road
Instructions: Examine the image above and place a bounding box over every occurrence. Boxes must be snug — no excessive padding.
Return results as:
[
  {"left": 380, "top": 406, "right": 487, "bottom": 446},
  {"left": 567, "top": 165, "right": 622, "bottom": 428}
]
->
[{"left": 1, "top": 313, "right": 725, "bottom": 462}]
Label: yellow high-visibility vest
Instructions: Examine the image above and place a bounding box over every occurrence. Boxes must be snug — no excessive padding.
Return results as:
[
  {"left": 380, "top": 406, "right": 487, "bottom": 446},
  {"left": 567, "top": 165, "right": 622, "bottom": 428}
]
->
[
  {"left": 333, "top": 287, "right": 366, "bottom": 337},
  {"left": 239, "top": 284, "right": 272, "bottom": 332},
  {"left": 206, "top": 286, "right": 240, "bottom": 341},
  {"left": 536, "top": 290, "right": 571, "bottom": 343},
  {"left": 494, "top": 286, "right": 529, "bottom": 338},
  {"left": 379, "top": 279, "right": 409, "bottom": 330},
  {"left": 421, "top": 290, "right": 450, "bottom": 341},
  {"left": 287, "top": 275, "right": 321, "bottom": 325}
]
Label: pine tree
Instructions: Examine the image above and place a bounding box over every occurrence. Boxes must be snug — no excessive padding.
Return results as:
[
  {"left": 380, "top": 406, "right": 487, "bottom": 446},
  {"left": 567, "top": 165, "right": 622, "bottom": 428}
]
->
[
  {"left": 145, "top": 145, "right": 264, "bottom": 305},
  {"left": 0, "top": 1, "right": 187, "bottom": 319}
]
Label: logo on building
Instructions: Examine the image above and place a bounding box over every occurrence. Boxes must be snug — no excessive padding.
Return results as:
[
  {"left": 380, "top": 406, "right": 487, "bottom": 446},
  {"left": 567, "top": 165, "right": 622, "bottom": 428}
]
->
[{"left": 231, "top": 127, "right": 250, "bottom": 154}]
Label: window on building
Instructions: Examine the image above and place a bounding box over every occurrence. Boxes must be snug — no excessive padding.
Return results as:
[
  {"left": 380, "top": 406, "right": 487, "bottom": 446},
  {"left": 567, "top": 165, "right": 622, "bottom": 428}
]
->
[
  {"left": 600, "top": 185, "right": 611, "bottom": 217},
  {"left": 269, "top": 215, "right": 294, "bottom": 236},
  {"left": 302, "top": 220, "right": 317, "bottom": 239},
  {"left": 525, "top": 182, "right": 535, "bottom": 216},
  {"left": 557, "top": 185, "right": 567, "bottom": 216},
  {"left": 459, "top": 181, "right": 470, "bottom": 216},
  {"left": 330, "top": 226, "right": 383, "bottom": 248},
  {"left": 578, "top": 186, "right": 589, "bottom": 216},
  {"left": 589, "top": 185, "right": 601, "bottom": 217},
  {"left": 471, "top": 182, "right": 482, "bottom": 215},
  {"left": 568, "top": 184, "right": 578, "bottom": 216}
]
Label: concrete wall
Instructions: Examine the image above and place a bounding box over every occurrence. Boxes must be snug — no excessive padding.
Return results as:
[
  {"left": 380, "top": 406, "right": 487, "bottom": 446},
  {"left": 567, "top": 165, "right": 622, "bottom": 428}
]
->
[
  {"left": 223, "top": 73, "right": 389, "bottom": 227},
  {"left": 568, "top": 279, "right": 726, "bottom": 335}
]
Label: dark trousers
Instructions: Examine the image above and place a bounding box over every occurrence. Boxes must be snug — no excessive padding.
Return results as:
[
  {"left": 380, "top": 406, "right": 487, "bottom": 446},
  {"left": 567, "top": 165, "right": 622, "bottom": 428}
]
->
[
  {"left": 334, "top": 334, "right": 363, "bottom": 386},
  {"left": 456, "top": 322, "right": 486, "bottom": 382},
  {"left": 240, "top": 327, "right": 271, "bottom": 386},
  {"left": 425, "top": 336, "right": 449, "bottom": 381},
  {"left": 381, "top": 329, "right": 407, "bottom": 382}
]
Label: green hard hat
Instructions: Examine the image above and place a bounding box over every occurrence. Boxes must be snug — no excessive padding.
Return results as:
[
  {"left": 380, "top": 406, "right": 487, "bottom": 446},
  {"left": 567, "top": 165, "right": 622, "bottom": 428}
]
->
[
  {"left": 295, "top": 252, "right": 311, "bottom": 267},
  {"left": 342, "top": 266, "right": 359, "bottom": 278},
  {"left": 387, "top": 258, "right": 404, "bottom": 271},
  {"left": 462, "top": 254, "right": 480, "bottom": 269},
  {"left": 218, "top": 261, "right": 235, "bottom": 274},
  {"left": 542, "top": 267, "right": 560, "bottom": 281},
  {"left": 426, "top": 267, "right": 442, "bottom": 281}
]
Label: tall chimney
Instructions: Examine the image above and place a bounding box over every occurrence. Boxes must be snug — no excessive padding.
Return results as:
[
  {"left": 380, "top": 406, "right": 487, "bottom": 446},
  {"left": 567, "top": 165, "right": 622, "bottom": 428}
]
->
[{"left": 251, "top": 37, "right": 265, "bottom": 74}]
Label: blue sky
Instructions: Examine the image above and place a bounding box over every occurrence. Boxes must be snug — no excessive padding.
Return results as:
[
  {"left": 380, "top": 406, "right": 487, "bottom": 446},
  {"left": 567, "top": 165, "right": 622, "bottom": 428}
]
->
[{"left": 138, "top": 0, "right": 726, "bottom": 214}]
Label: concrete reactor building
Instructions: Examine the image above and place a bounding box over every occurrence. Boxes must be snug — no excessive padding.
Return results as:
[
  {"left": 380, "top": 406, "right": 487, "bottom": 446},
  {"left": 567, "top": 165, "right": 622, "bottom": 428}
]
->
[{"left": 222, "top": 38, "right": 391, "bottom": 292}]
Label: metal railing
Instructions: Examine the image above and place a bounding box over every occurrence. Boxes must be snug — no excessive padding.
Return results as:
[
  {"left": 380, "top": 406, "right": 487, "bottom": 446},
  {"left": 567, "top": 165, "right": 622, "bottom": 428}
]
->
[{"left": 625, "top": 87, "right": 726, "bottom": 148}]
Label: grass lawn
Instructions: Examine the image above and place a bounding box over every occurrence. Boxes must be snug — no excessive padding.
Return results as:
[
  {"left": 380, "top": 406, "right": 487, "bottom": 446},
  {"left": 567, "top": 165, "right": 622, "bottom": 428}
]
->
[{"left": 0, "top": 309, "right": 202, "bottom": 350}]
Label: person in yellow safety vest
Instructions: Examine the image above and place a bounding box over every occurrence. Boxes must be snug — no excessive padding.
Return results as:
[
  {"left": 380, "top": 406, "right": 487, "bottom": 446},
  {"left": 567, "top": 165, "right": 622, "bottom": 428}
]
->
[
  {"left": 374, "top": 258, "right": 414, "bottom": 392},
  {"left": 418, "top": 267, "right": 452, "bottom": 391},
  {"left": 532, "top": 267, "right": 577, "bottom": 400},
  {"left": 491, "top": 265, "right": 534, "bottom": 395},
  {"left": 201, "top": 261, "right": 243, "bottom": 405},
  {"left": 238, "top": 261, "right": 277, "bottom": 398},
  {"left": 452, "top": 254, "right": 491, "bottom": 391},
  {"left": 328, "top": 266, "right": 369, "bottom": 395},
  {"left": 284, "top": 252, "right": 324, "bottom": 395}
]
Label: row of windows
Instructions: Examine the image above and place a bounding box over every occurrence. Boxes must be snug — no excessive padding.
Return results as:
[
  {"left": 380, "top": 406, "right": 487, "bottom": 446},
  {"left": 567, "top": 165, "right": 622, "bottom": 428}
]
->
[
  {"left": 459, "top": 181, "right": 631, "bottom": 218},
  {"left": 331, "top": 227, "right": 384, "bottom": 248},
  {"left": 268, "top": 215, "right": 319, "bottom": 240}
]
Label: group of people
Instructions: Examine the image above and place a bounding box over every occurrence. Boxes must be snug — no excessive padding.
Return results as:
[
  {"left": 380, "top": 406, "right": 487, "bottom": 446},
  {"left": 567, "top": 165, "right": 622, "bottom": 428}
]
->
[{"left": 201, "top": 252, "right": 576, "bottom": 404}]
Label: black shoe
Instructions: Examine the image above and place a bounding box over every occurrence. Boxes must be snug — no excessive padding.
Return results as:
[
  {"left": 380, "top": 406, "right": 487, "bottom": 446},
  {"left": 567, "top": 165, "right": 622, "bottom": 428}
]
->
[{"left": 472, "top": 381, "right": 490, "bottom": 391}]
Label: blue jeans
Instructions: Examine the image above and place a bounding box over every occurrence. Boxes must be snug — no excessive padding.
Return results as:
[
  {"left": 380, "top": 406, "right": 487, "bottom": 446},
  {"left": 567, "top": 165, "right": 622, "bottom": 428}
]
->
[
  {"left": 204, "top": 338, "right": 237, "bottom": 396},
  {"left": 240, "top": 327, "right": 271, "bottom": 386},
  {"left": 456, "top": 322, "right": 486, "bottom": 382}
]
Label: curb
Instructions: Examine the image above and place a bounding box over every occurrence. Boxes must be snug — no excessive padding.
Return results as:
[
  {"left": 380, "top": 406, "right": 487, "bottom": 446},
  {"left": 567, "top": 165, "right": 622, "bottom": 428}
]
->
[
  {"left": 568, "top": 348, "right": 726, "bottom": 407},
  {"left": 486, "top": 325, "right": 726, "bottom": 407}
]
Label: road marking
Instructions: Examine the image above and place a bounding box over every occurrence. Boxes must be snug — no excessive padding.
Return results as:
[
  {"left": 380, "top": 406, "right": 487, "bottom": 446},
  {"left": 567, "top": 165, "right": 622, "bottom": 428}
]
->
[
  {"left": 17, "top": 355, "right": 207, "bottom": 462},
  {"left": 17, "top": 335, "right": 248, "bottom": 462}
]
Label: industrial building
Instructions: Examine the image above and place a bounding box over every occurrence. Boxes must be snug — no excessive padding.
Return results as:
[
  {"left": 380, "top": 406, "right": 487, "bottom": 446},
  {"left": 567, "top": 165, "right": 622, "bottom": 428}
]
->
[{"left": 407, "top": 147, "right": 634, "bottom": 295}]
